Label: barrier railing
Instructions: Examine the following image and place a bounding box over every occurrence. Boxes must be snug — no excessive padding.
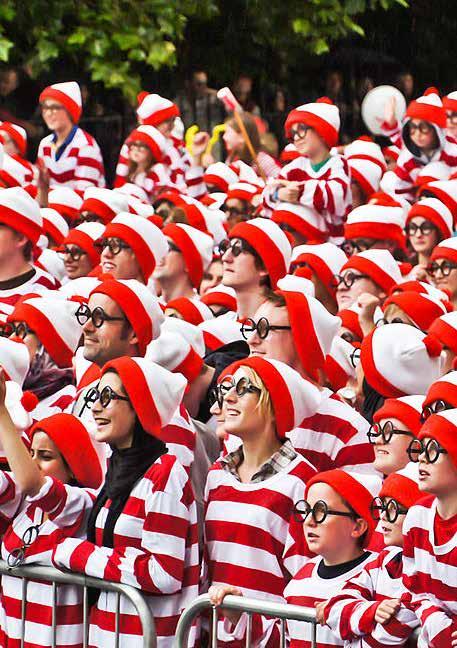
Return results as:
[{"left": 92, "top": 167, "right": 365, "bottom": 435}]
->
[
  {"left": 0, "top": 559, "right": 156, "bottom": 648},
  {"left": 175, "top": 593, "right": 421, "bottom": 648}
]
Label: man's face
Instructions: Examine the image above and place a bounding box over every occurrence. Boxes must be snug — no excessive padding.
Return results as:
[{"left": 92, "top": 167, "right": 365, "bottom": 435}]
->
[
  {"left": 221, "top": 238, "right": 265, "bottom": 291},
  {"left": 0, "top": 225, "right": 26, "bottom": 264},
  {"left": 100, "top": 238, "right": 143, "bottom": 282},
  {"left": 192, "top": 72, "right": 208, "bottom": 95},
  {"left": 153, "top": 238, "right": 187, "bottom": 283},
  {"left": 247, "top": 301, "right": 298, "bottom": 368},
  {"left": 0, "top": 70, "right": 18, "bottom": 97},
  {"left": 82, "top": 293, "right": 134, "bottom": 366}
]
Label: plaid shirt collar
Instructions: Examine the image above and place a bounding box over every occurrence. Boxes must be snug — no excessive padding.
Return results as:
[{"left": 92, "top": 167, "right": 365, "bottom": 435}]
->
[{"left": 220, "top": 439, "right": 297, "bottom": 483}]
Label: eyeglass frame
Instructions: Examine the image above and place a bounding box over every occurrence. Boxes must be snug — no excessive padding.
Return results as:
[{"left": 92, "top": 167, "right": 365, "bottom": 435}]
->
[
  {"left": 60, "top": 245, "right": 87, "bottom": 262},
  {"left": 84, "top": 385, "right": 130, "bottom": 410},
  {"left": 420, "top": 399, "right": 452, "bottom": 423},
  {"left": 1, "top": 321, "right": 34, "bottom": 339},
  {"left": 75, "top": 303, "right": 126, "bottom": 328},
  {"left": 289, "top": 123, "right": 312, "bottom": 141},
  {"left": 370, "top": 496, "right": 408, "bottom": 523},
  {"left": 426, "top": 260, "right": 457, "bottom": 277},
  {"left": 407, "top": 437, "right": 448, "bottom": 464},
  {"left": 219, "top": 238, "right": 257, "bottom": 258},
  {"left": 293, "top": 499, "right": 357, "bottom": 525},
  {"left": 7, "top": 523, "right": 41, "bottom": 568},
  {"left": 405, "top": 221, "right": 437, "bottom": 237},
  {"left": 331, "top": 272, "right": 370, "bottom": 289},
  {"left": 408, "top": 121, "right": 433, "bottom": 135},
  {"left": 340, "top": 239, "right": 375, "bottom": 256},
  {"left": 210, "top": 375, "right": 262, "bottom": 410},
  {"left": 241, "top": 316, "right": 292, "bottom": 340},
  {"left": 367, "top": 420, "right": 415, "bottom": 444},
  {"left": 95, "top": 237, "right": 131, "bottom": 256}
]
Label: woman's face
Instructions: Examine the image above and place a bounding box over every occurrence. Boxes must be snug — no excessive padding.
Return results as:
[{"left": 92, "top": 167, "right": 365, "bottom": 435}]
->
[
  {"left": 408, "top": 120, "right": 437, "bottom": 151},
  {"left": 63, "top": 246, "right": 94, "bottom": 280},
  {"left": 336, "top": 270, "right": 384, "bottom": 310},
  {"left": 31, "top": 431, "right": 73, "bottom": 483},
  {"left": 223, "top": 125, "right": 244, "bottom": 154},
  {"left": 222, "top": 368, "right": 268, "bottom": 439},
  {"left": 372, "top": 417, "right": 412, "bottom": 475},
  {"left": 407, "top": 217, "right": 439, "bottom": 257},
  {"left": 429, "top": 256, "right": 457, "bottom": 298},
  {"left": 128, "top": 142, "right": 152, "bottom": 167},
  {"left": 92, "top": 372, "right": 136, "bottom": 449}
]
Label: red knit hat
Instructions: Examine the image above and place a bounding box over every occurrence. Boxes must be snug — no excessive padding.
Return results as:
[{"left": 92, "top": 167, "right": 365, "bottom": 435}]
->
[
  {"left": 280, "top": 143, "right": 301, "bottom": 164},
  {"left": 226, "top": 182, "right": 261, "bottom": 204},
  {"left": 418, "top": 180, "right": 457, "bottom": 217},
  {"left": 344, "top": 204, "right": 407, "bottom": 251},
  {"left": 430, "top": 236, "right": 457, "bottom": 264},
  {"left": 41, "top": 208, "right": 69, "bottom": 246},
  {"left": 163, "top": 223, "right": 214, "bottom": 287},
  {"left": 8, "top": 297, "right": 83, "bottom": 368},
  {"left": 379, "top": 462, "right": 422, "bottom": 509},
  {"left": 199, "top": 318, "right": 244, "bottom": 351},
  {"left": 406, "top": 198, "right": 453, "bottom": 240},
  {"left": 305, "top": 469, "right": 382, "bottom": 546},
  {"left": 177, "top": 196, "right": 226, "bottom": 243},
  {"left": 373, "top": 394, "right": 424, "bottom": 436},
  {"left": 162, "top": 317, "right": 205, "bottom": 357},
  {"left": 136, "top": 93, "right": 179, "bottom": 126},
  {"left": 229, "top": 217, "right": 292, "bottom": 289},
  {"left": 405, "top": 87, "right": 446, "bottom": 129},
  {"left": 0, "top": 187, "right": 42, "bottom": 245},
  {"left": 382, "top": 290, "right": 449, "bottom": 332},
  {"left": 361, "top": 323, "right": 443, "bottom": 397},
  {"left": 415, "top": 161, "right": 451, "bottom": 187},
  {"left": 146, "top": 331, "right": 203, "bottom": 384},
  {"left": 418, "top": 409, "right": 457, "bottom": 468},
  {"left": 200, "top": 284, "right": 237, "bottom": 313},
  {"left": 204, "top": 162, "right": 238, "bottom": 192},
  {"left": 345, "top": 138, "right": 386, "bottom": 198},
  {"left": 165, "top": 297, "right": 214, "bottom": 326},
  {"left": 31, "top": 414, "right": 102, "bottom": 488},
  {"left": 101, "top": 356, "right": 187, "bottom": 436},
  {"left": 221, "top": 356, "right": 322, "bottom": 439},
  {"left": 429, "top": 312, "right": 457, "bottom": 355},
  {"left": 338, "top": 305, "right": 364, "bottom": 343},
  {"left": 90, "top": 278, "right": 164, "bottom": 355},
  {"left": 285, "top": 97, "right": 340, "bottom": 147},
  {"left": 80, "top": 188, "right": 129, "bottom": 225},
  {"left": 48, "top": 187, "right": 83, "bottom": 223},
  {"left": 291, "top": 242, "right": 348, "bottom": 299},
  {"left": 0, "top": 153, "right": 33, "bottom": 187},
  {"left": 422, "top": 370, "right": 457, "bottom": 410},
  {"left": 64, "top": 222, "right": 105, "bottom": 267},
  {"left": 272, "top": 202, "right": 328, "bottom": 243},
  {"left": 127, "top": 125, "right": 167, "bottom": 163},
  {"left": 102, "top": 213, "right": 168, "bottom": 281},
  {"left": 277, "top": 283, "right": 341, "bottom": 382},
  {"left": 341, "top": 250, "right": 404, "bottom": 294},
  {"left": 0, "top": 121, "right": 27, "bottom": 156},
  {"left": 39, "top": 82, "right": 82, "bottom": 124},
  {"left": 390, "top": 280, "right": 450, "bottom": 302}
]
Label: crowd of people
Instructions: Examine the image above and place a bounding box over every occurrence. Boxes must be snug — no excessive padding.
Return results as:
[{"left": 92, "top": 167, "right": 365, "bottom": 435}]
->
[{"left": 0, "top": 75, "right": 454, "bottom": 648}]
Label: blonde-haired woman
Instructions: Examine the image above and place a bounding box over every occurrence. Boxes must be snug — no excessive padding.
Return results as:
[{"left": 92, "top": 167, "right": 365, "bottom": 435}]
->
[{"left": 204, "top": 356, "right": 321, "bottom": 645}]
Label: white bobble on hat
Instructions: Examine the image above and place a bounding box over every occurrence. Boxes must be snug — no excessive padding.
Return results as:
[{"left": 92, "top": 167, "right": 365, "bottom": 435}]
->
[{"left": 0, "top": 337, "right": 30, "bottom": 386}]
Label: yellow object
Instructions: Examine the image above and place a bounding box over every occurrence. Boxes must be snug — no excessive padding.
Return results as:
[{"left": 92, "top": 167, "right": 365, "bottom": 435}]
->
[
  {"left": 185, "top": 125, "right": 199, "bottom": 154},
  {"left": 206, "top": 124, "right": 226, "bottom": 154}
]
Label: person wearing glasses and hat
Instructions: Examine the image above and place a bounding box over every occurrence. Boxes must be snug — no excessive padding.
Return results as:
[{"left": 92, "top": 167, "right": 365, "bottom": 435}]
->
[{"left": 426, "top": 236, "right": 457, "bottom": 308}]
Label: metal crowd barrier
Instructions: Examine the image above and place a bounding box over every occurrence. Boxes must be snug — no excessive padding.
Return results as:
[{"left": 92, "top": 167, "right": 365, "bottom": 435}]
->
[
  {"left": 0, "top": 559, "right": 156, "bottom": 648},
  {"left": 175, "top": 593, "right": 421, "bottom": 648}
]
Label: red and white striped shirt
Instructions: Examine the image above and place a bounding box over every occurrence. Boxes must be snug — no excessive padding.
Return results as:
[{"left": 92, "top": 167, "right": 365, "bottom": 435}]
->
[
  {"left": 0, "top": 267, "right": 58, "bottom": 316},
  {"left": 0, "top": 473, "right": 95, "bottom": 648},
  {"left": 204, "top": 454, "right": 317, "bottom": 646},
  {"left": 115, "top": 163, "right": 176, "bottom": 203},
  {"left": 402, "top": 495, "right": 457, "bottom": 647},
  {"left": 263, "top": 154, "right": 351, "bottom": 239},
  {"left": 53, "top": 454, "right": 199, "bottom": 648},
  {"left": 37, "top": 128, "right": 105, "bottom": 191},
  {"left": 324, "top": 546, "right": 419, "bottom": 646},
  {"left": 289, "top": 389, "right": 375, "bottom": 474}
]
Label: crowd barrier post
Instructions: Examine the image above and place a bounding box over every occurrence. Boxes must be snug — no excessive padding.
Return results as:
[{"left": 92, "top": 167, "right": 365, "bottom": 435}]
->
[{"left": 0, "top": 559, "right": 156, "bottom": 648}]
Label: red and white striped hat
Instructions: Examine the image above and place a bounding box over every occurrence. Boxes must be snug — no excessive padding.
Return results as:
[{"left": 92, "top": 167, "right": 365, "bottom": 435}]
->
[
  {"left": 115, "top": 183, "right": 149, "bottom": 203},
  {"left": 418, "top": 180, "right": 457, "bottom": 217},
  {"left": 0, "top": 122, "right": 27, "bottom": 156},
  {"left": 177, "top": 196, "right": 226, "bottom": 243},
  {"left": 162, "top": 317, "right": 205, "bottom": 356},
  {"left": 102, "top": 213, "right": 168, "bottom": 280},
  {"left": 201, "top": 284, "right": 238, "bottom": 312},
  {"left": 346, "top": 137, "right": 386, "bottom": 198},
  {"left": 280, "top": 143, "right": 301, "bottom": 164},
  {"left": 277, "top": 273, "right": 315, "bottom": 297},
  {"left": 162, "top": 223, "right": 214, "bottom": 287},
  {"left": 199, "top": 318, "right": 244, "bottom": 351},
  {"left": 222, "top": 356, "right": 323, "bottom": 438},
  {"left": 373, "top": 394, "right": 424, "bottom": 436},
  {"left": 345, "top": 137, "right": 386, "bottom": 169},
  {"left": 127, "top": 125, "right": 167, "bottom": 163},
  {"left": 165, "top": 297, "right": 214, "bottom": 326},
  {"left": 338, "top": 303, "right": 364, "bottom": 343},
  {"left": 285, "top": 97, "right": 340, "bottom": 147},
  {"left": 230, "top": 160, "right": 264, "bottom": 188},
  {"left": 226, "top": 181, "right": 261, "bottom": 204},
  {"left": 229, "top": 217, "right": 292, "bottom": 289},
  {"left": 39, "top": 81, "right": 82, "bottom": 123},
  {"left": 382, "top": 144, "right": 401, "bottom": 163},
  {"left": 415, "top": 161, "right": 451, "bottom": 187},
  {"left": 405, "top": 87, "right": 446, "bottom": 129},
  {"left": 379, "top": 462, "right": 422, "bottom": 509},
  {"left": 344, "top": 204, "right": 407, "bottom": 250},
  {"left": 146, "top": 331, "right": 203, "bottom": 384},
  {"left": 90, "top": 277, "right": 164, "bottom": 354},
  {"left": 81, "top": 188, "right": 129, "bottom": 224},
  {"left": 41, "top": 207, "right": 69, "bottom": 246},
  {"left": 360, "top": 323, "right": 443, "bottom": 397},
  {"left": 0, "top": 187, "right": 42, "bottom": 245},
  {"left": 291, "top": 242, "right": 347, "bottom": 298},
  {"left": 383, "top": 290, "right": 450, "bottom": 332},
  {"left": 0, "top": 153, "right": 33, "bottom": 187},
  {"left": 325, "top": 335, "right": 357, "bottom": 392},
  {"left": 0, "top": 337, "right": 30, "bottom": 385},
  {"left": 272, "top": 202, "right": 328, "bottom": 243},
  {"left": 430, "top": 236, "right": 457, "bottom": 264},
  {"left": 102, "top": 356, "right": 187, "bottom": 436},
  {"left": 429, "top": 311, "right": 457, "bottom": 355},
  {"left": 204, "top": 162, "right": 238, "bottom": 192},
  {"left": 422, "top": 370, "right": 457, "bottom": 410},
  {"left": 64, "top": 222, "right": 105, "bottom": 267},
  {"left": 59, "top": 276, "right": 100, "bottom": 301},
  {"left": 8, "top": 297, "right": 83, "bottom": 368},
  {"left": 136, "top": 93, "right": 180, "bottom": 127},
  {"left": 443, "top": 91, "right": 457, "bottom": 112},
  {"left": 391, "top": 280, "right": 450, "bottom": 302},
  {"left": 277, "top": 281, "right": 341, "bottom": 382},
  {"left": 418, "top": 409, "right": 457, "bottom": 468},
  {"left": 342, "top": 249, "right": 404, "bottom": 293},
  {"left": 48, "top": 187, "right": 83, "bottom": 223},
  {"left": 406, "top": 197, "right": 453, "bottom": 240}
]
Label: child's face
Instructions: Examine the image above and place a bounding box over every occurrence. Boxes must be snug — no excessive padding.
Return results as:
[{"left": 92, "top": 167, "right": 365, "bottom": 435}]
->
[
  {"left": 378, "top": 497, "right": 407, "bottom": 547},
  {"left": 293, "top": 125, "right": 326, "bottom": 158},
  {"left": 304, "top": 483, "right": 364, "bottom": 563},
  {"left": 418, "top": 436, "right": 457, "bottom": 495},
  {"left": 372, "top": 417, "right": 413, "bottom": 475},
  {"left": 408, "top": 120, "right": 437, "bottom": 151}
]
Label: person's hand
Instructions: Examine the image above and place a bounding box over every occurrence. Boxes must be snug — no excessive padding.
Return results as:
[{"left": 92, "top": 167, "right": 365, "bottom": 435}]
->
[
  {"left": 375, "top": 96, "right": 397, "bottom": 129},
  {"left": 0, "top": 368, "right": 6, "bottom": 408},
  {"left": 278, "top": 181, "right": 301, "bottom": 203},
  {"left": 315, "top": 600, "right": 328, "bottom": 625},
  {"left": 451, "top": 629, "right": 457, "bottom": 646},
  {"left": 357, "top": 292, "right": 381, "bottom": 335},
  {"left": 208, "top": 584, "right": 243, "bottom": 626},
  {"left": 412, "top": 263, "right": 428, "bottom": 282},
  {"left": 192, "top": 131, "right": 210, "bottom": 157},
  {"left": 374, "top": 599, "right": 400, "bottom": 625}
]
